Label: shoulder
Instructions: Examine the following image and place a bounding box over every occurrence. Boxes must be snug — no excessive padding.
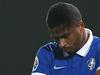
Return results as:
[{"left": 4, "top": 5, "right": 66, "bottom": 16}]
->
[
  {"left": 93, "top": 36, "right": 100, "bottom": 52},
  {"left": 38, "top": 42, "right": 57, "bottom": 53},
  {"left": 32, "top": 42, "right": 57, "bottom": 73},
  {"left": 93, "top": 36, "right": 100, "bottom": 41},
  {"left": 35, "top": 42, "right": 57, "bottom": 57},
  {"left": 92, "top": 36, "right": 100, "bottom": 45}
]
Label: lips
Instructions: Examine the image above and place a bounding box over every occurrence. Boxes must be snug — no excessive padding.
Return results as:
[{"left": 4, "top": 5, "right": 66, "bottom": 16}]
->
[
  {"left": 62, "top": 48, "right": 76, "bottom": 58},
  {"left": 62, "top": 47, "right": 76, "bottom": 54},
  {"left": 58, "top": 46, "right": 74, "bottom": 53},
  {"left": 63, "top": 47, "right": 72, "bottom": 52}
]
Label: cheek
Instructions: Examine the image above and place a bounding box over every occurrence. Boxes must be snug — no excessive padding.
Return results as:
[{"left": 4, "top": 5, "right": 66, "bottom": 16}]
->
[
  {"left": 69, "top": 32, "right": 82, "bottom": 46},
  {"left": 65, "top": 35, "right": 76, "bottom": 46},
  {"left": 73, "top": 33, "right": 82, "bottom": 48}
]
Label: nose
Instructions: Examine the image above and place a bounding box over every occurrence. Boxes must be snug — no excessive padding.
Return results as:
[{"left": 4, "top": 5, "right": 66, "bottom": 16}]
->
[{"left": 58, "top": 38, "right": 69, "bottom": 48}]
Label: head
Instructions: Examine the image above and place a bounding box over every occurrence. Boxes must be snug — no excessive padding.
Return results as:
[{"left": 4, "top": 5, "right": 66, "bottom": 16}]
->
[{"left": 46, "top": 2, "right": 86, "bottom": 55}]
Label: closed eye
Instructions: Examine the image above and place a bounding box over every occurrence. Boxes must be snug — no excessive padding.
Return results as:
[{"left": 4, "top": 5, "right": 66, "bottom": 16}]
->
[{"left": 53, "top": 32, "right": 70, "bottom": 42}]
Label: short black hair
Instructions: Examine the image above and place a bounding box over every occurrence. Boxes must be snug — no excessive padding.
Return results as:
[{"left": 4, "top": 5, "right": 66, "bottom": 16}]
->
[{"left": 46, "top": 2, "right": 82, "bottom": 28}]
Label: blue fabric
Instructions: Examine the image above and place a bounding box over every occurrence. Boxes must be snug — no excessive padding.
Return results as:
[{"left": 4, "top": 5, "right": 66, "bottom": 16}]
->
[{"left": 32, "top": 36, "right": 100, "bottom": 75}]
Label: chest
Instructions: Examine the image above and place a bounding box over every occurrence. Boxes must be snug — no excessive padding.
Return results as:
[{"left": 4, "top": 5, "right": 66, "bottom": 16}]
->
[{"left": 50, "top": 53, "right": 97, "bottom": 75}]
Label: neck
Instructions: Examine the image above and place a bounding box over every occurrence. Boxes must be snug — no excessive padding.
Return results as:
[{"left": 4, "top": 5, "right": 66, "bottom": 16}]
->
[{"left": 80, "top": 29, "right": 89, "bottom": 48}]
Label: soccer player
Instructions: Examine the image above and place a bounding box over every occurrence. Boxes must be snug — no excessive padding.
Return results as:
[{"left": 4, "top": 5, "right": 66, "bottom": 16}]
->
[{"left": 31, "top": 2, "right": 100, "bottom": 75}]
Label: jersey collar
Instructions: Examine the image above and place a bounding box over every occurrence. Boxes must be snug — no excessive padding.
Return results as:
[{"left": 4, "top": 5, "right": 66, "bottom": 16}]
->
[{"left": 76, "top": 28, "right": 93, "bottom": 57}]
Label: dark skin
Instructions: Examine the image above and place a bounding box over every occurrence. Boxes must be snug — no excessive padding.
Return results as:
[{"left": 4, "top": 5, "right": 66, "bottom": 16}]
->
[
  {"left": 96, "top": 70, "right": 100, "bottom": 75},
  {"left": 49, "top": 20, "right": 100, "bottom": 75},
  {"left": 49, "top": 20, "right": 87, "bottom": 56}
]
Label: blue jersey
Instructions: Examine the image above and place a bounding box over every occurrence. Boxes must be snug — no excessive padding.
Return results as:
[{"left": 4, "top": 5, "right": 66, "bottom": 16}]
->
[{"left": 32, "top": 36, "right": 100, "bottom": 75}]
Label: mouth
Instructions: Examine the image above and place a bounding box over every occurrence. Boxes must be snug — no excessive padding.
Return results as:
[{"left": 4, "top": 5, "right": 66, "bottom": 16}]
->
[
  {"left": 62, "top": 47, "right": 75, "bottom": 54},
  {"left": 58, "top": 46, "right": 75, "bottom": 54},
  {"left": 61, "top": 48, "right": 76, "bottom": 58},
  {"left": 63, "top": 47, "right": 72, "bottom": 51}
]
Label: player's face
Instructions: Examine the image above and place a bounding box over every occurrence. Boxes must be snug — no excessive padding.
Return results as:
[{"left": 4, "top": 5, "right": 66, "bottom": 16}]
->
[{"left": 49, "top": 21, "right": 84, "bottom": 55}]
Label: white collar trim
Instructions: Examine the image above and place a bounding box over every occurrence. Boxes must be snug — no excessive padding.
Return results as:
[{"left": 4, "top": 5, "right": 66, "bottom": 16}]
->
[{"left": 76, "top": 28, "right": 93, "bottom": 57}]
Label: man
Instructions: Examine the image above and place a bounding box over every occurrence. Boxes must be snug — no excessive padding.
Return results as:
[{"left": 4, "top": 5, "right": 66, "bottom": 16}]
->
[{"left": 31, "top": 2, "right": 100, "bottom": 75}]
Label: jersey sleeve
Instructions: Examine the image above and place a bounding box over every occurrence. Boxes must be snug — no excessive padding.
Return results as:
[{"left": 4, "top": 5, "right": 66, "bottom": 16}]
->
[
  {"left": 97, "top": 42, "right": 100, "bottom": 71},
  {"left": 31, "top": 47, "right": 53, "bottom": 75}
]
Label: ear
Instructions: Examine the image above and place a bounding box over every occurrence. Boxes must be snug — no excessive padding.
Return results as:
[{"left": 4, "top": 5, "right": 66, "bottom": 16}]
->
[{"left": 79, "top": 20, "right": 85, "bottom": 33}]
